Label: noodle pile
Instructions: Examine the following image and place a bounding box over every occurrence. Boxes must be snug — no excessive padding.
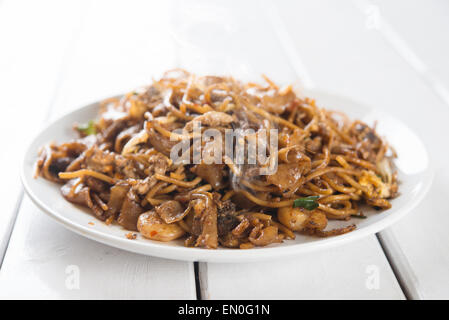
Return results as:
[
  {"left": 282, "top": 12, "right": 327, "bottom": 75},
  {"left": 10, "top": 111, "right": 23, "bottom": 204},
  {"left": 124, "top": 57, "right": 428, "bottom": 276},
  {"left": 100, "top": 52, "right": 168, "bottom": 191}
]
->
[{"left": 35, "top": 69, "right": 398, "bottom": 249}]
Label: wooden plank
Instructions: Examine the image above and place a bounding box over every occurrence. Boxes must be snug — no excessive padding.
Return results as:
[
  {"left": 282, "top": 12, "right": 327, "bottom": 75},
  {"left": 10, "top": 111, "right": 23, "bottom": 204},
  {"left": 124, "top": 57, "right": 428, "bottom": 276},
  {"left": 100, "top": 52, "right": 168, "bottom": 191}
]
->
[
  {"left": 276, "top": 0, "right": 449, "bottom": 299},
  {"left": 0, "top": 197, "right": 195, "bottom": 299},
  {"left": 354, "top": 0, "right": 449, "bottom": 299},
  {"left": 197, "top": 0, "right": 404, "bottom": 300},
  {"left": 370, "top": 0, "right": 449, "bottom": 101},
  {"left": 201, "top": 237, "right": 404, "bottom": 299},
  {"left": 0, "top": 0, "right": 84, "bottom": 262},
  {"left": 0, "top": 0, "right": 196, "bottom": 299}
]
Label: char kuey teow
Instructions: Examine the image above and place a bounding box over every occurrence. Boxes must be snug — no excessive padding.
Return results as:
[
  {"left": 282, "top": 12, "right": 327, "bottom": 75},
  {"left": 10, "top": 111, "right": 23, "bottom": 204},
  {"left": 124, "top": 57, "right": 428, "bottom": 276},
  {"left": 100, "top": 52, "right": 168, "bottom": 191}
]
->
[{"left": 35, "top": 69, "right": 398, "bottom": 249}]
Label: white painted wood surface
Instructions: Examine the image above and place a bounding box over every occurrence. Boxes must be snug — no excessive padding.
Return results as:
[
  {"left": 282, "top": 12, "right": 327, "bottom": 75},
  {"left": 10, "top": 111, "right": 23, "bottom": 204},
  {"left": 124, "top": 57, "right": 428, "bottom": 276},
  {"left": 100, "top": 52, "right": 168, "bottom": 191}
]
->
[
  {"left": 0, "top": 0, "right": 83, "bottom": 262},
  {"left": 0, "top": 0, "right": 195, "bottom": 300},
  {"left": 370, "top": 0, "right": 449, "bottom": 103},
  {"left": 0, "top": 197, "right": 195, "bottom": 299},
  {"left": 201, "top": 237, "right": 403, "bottom": 300},
  {"left": 358, "top": 0, "right": 449, "bottom": 299},
  {"left": 275, "top": 0, "right": 449, "bottom": 299},
  {"left": 0, "top": 0, "right": 448, "bottom": 299}
]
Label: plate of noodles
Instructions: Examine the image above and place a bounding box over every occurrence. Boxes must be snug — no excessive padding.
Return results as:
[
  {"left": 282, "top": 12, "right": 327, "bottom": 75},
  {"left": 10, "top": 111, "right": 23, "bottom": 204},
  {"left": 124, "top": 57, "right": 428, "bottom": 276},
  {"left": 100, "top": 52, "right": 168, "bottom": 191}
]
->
[{"left": 22, "top": 70, "right": 432, "bottom": 262}]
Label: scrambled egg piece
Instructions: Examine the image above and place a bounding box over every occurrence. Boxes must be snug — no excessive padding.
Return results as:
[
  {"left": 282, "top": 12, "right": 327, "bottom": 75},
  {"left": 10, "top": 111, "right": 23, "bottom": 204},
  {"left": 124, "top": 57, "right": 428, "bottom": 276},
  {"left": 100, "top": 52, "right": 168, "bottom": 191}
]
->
[{"left": 359, "top": 170, "right": 390, "bottom": 198}]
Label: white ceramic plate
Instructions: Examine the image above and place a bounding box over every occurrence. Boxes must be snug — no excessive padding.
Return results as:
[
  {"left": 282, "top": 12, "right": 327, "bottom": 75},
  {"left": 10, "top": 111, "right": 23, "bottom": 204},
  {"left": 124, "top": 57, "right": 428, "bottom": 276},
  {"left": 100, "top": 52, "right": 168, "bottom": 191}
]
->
[{"left": 21, "top": 91, "right": 433, "bottom": 262}]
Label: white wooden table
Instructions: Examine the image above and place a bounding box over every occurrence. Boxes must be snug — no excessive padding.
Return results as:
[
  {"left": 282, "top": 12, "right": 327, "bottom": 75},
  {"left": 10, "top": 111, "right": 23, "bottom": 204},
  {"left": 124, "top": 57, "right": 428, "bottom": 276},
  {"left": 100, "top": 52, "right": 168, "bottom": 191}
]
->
[{"left": 0, "top": 0, "right": 447, "bottom": 300}]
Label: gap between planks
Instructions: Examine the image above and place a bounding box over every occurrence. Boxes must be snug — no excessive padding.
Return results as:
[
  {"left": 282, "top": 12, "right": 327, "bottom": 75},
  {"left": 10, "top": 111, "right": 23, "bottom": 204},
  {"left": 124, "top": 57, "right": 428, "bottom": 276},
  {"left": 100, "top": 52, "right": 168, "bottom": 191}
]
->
[
  {"left": 0, "top": 191, "right": 23, "bottom": 268},
  {"left": 376, "top": 231, "right": 422, "bottom": 300}
]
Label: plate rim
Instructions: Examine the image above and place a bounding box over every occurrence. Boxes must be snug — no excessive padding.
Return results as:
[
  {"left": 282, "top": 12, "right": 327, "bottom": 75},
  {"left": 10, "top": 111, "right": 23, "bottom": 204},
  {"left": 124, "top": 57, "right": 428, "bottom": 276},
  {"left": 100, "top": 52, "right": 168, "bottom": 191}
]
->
[{"left": 21, "top": 90, "right": 434, "bottom": 263}]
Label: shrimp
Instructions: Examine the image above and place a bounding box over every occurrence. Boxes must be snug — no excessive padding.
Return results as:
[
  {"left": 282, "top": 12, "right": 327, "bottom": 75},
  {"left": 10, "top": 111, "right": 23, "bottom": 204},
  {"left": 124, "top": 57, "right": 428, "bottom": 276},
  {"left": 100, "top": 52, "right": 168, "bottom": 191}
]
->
[{"left": 137, "top": 210, "right": 185, "bottom": 242}]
